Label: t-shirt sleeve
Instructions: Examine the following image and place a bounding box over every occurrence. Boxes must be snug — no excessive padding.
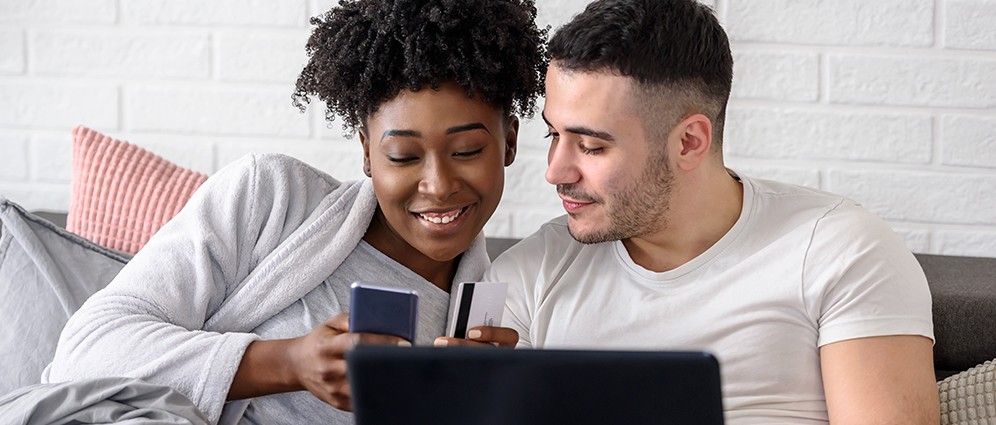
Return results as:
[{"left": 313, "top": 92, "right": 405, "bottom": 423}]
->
[{"left": 803, "top": 201, "right": 934, "bottom": 347}]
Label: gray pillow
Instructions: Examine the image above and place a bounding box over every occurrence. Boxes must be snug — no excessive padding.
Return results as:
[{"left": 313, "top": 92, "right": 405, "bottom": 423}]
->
[{"left": 0, "top": 196, "right": 129, "bottom": 396}]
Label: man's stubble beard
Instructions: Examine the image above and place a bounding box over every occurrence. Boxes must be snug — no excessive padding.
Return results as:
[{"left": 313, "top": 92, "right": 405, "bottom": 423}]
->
[{"left": 563, "top": 149, "right": 674, "bottom": 245}]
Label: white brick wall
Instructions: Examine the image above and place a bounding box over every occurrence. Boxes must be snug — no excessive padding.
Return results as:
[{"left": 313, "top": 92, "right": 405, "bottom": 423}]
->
[{"left": 1, "top": 0, "right": 995, "bottom": 258}]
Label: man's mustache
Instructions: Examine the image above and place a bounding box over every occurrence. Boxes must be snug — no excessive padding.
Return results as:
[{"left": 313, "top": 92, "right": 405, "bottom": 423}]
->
[{"left": 556, "top": 185, "right": 598, "bottom": 203}]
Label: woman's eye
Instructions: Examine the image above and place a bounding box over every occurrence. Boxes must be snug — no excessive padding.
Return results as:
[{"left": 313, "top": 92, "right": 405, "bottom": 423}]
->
[
  {"left": 543, "top": 131, "right": 559, "bottom": 139},
  {"left": 387, "top": 156, "right": 417, "bottom": 164},
  {"left": 454, "top": 148, "right": 484, "bottom": 158}
]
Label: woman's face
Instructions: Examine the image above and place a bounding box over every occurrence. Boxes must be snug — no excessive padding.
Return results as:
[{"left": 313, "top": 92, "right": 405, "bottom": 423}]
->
[{"left": 360, "top": 82, "right": 517, "bottom": 265}]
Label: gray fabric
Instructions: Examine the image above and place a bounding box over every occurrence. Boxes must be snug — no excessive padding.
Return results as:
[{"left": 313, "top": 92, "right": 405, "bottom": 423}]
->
[
  {"left": 0, "top": 196, "right": 128, "bottom": 397},
  {"left": 244, "top": 241, "right": 451, "bottom": 424},
  {"left": 485, "top": 237, "right": 519, "bottom": 261},
  {"left": 916, "top": 254, "right": 996, "bottom": 377},
  {"left": 0, "top": 377, "right": 209, "bottom": 424},
  {"left": 938, "top": 359, "right": 996, "bottom": 424}
]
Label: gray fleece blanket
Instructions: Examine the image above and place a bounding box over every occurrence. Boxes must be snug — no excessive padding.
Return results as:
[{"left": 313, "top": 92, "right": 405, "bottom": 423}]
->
[{"left": 0, "top": 377, "right": 209, "bottom": 424}]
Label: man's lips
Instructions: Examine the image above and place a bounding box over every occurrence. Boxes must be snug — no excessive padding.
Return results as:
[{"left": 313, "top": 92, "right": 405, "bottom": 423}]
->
[{"left": 560, "top": 197, "right": 594, "bottom": 212}]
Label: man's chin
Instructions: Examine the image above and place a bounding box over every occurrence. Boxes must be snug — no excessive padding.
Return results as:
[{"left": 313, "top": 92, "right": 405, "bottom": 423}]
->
[{"left": 567, "top": 222, "right": 616, "bottom": 245}]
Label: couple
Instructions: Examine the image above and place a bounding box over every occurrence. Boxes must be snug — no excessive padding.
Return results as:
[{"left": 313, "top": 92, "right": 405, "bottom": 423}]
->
[{"left": 44, "top": 0, "right": 939, "bottom": 423}]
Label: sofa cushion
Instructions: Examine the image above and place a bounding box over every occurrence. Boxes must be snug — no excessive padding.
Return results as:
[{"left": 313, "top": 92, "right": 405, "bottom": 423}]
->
[
  {"left": 67, "top": 126, "right": 208, "bottom": 254},
  {"left": 937, "top": 359, "right": 996, "bottom": 424},
  {"left": 0, "top": 197, "right": 128, "bottom": 397}
]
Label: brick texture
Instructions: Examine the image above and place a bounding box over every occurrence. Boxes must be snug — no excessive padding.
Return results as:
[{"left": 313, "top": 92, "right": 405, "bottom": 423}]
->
[
  {"left": 731, "top": 50, "right": 819, "bottom": 102},
  {"left": 726, "top": 0, "right": 933, "bottom": 46},
  {"left": 725, "top": 107, "right": 932, "bottom": 163},
  {"left": 944, "top": 0, "right": 996, "bottom": 51},
  {"left": 942, "top": 115, "right": 996, "bottom": 169},
  {"left": 829, "top": 55, "right": 996, "bottom": 108},
  {"left": 32, "top": 31, "right": 210, "bottom": 78},
  {"left": 0, "top": 83, "right": 118, "bottom": 129},
  {"left": 0, "top": 0, "right": 994, "bottom": 256},
  {"left": 0, "top": 29, "right": 24, "bottom": 74}
]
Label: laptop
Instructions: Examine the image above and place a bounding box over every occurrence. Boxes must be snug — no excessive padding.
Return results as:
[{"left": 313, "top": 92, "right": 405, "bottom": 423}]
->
[{"left": 347, "top": 346, "right": 725, "bottom": 425}]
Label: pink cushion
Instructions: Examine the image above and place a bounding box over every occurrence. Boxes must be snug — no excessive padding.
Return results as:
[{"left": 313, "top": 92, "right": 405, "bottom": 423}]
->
[{"left": 67, "top": 126, "right": 208, "bottom": 254}]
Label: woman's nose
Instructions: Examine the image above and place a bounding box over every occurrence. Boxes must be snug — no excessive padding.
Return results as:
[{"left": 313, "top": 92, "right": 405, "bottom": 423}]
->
[{"left": 419, "top": 157, "right": 461, "bottom": 200}]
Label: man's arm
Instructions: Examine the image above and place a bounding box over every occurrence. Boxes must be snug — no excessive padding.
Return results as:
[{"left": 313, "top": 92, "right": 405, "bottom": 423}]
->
[{"left": 820, "top": 335, "right": 939, "bottom": 424}]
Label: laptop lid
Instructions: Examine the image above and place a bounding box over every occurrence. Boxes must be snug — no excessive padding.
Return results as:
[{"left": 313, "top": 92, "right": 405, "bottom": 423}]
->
[{"left": 347, "top": 346, "right": 724, "bottom": 425}]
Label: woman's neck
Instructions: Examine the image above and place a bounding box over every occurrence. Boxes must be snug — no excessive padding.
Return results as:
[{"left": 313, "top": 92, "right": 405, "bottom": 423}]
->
[{"left": 361, "top": 209, "right": 458, "bottom": 292}]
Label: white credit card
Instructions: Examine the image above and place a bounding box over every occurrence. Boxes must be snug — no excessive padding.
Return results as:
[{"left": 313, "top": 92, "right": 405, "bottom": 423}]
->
[{"left": 445, "top": 282, "right": 508, "bottom": 338}]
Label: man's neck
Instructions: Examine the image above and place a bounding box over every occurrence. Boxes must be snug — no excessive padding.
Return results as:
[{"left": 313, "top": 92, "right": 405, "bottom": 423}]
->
[{"left": 622, "top": 169, "right": 743, "bottom": 273}]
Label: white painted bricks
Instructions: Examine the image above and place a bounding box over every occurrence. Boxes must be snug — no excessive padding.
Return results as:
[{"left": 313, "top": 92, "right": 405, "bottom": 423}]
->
[
  {"left": 1, "top": 0, "right": 995, "bottom": 258},
  {"left": 726, "top": 0, "right": 933, "bottom": 46}
]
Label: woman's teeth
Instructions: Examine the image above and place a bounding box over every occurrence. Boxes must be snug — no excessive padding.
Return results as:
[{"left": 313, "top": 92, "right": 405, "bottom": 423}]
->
[{"left": 418, "top": 208, "right": 463, "bottom": 224}]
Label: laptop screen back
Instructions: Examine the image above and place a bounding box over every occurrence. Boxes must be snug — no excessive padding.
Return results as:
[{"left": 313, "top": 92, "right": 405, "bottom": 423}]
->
[{"left": 347, "top": 346, "right": 724, "bottom": 425}]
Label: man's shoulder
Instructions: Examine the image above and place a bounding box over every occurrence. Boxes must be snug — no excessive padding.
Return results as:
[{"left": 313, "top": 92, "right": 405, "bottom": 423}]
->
[
  {"left": 745, "top": 174, "right": 871, "bottom": 223},
  {"left": 489, "top": 215, "right": 586, "bottom": 271}
]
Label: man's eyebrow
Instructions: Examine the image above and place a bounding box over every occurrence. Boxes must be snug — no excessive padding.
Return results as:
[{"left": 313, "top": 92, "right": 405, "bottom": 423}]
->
[
  {"left": 446, "top": 123, "right": 489, "bottom": 135},
  {"left": 565, "top": 126, "right": 615, "bottom": 142},
  {"left": 541, "top": 111, "right": 615, "bottom": 142}
]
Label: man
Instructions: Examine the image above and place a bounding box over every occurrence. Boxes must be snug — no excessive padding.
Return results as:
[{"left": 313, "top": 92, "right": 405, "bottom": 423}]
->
[{"left": 484, "top": 0, "right": 939, "bottom": 423}]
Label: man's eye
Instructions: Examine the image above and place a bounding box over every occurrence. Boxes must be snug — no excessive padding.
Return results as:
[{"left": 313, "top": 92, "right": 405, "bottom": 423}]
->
[
  {"left": 387, "top": 156, "right": 417, "bottom": 164},
  {"left": 544, "top": 131, "right": 559, "bottom": 139},
  {"left": 580, "top": 145, "right": 603, "bottom": 155}
]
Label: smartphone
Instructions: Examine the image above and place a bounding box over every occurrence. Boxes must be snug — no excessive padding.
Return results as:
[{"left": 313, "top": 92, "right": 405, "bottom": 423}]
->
[
  {"left": 445, "top": 282, "right": 508, "bottom": 338},
  {"left": 349, "top": 282, "right": 419, "bottom": 344}
]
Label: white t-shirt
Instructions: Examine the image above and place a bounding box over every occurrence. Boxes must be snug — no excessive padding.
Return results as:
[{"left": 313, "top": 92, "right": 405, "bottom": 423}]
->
[{"left": 485, "top": 173, "right": 933, "bottom": 424}]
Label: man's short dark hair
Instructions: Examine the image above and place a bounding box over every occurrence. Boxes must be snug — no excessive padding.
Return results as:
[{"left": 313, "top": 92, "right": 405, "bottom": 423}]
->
[
  {"left": 548, "top": 0, "right": 732, "bottom": 147},
  {"left": 293, "top": 0, "right": 548, "bottom": 134}
]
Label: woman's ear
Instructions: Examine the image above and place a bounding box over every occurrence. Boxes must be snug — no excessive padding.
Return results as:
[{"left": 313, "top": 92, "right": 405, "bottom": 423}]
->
[
  {"left": 504, "top": 116, "right": 519, "bottom": 167},
  {"left": 358, "top": 128, "right": 372, "bottom": 177}
]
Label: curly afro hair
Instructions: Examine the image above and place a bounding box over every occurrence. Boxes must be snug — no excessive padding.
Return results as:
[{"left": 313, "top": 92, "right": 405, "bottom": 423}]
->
[{"left": 292, "top": 0, "right": 548, "bottom": 134}]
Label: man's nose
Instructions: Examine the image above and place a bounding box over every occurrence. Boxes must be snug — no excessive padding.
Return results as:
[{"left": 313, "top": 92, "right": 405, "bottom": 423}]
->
[{"left": 545, "top": 139, "right": 580, "bottom": 185}]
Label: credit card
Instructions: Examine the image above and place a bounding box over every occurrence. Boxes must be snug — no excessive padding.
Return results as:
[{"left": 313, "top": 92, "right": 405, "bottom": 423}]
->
[{"left": 445, "top": 282, "right": 508, "bottom": 338}]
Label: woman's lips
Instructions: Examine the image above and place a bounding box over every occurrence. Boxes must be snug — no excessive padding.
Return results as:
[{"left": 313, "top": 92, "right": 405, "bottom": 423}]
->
[{"left": 413, "top": 205, "right": 470, "bottom": 225}]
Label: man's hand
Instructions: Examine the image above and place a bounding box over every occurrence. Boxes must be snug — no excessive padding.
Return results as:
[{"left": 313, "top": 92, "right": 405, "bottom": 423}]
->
[
  {"left": 228, "top": 313, "right": 409, "bottom": 412},
  {"left": 821, "top": 335, "right": 939, "bottom": 424},
  {"left": 432, "top": 326, "right": 518, "bottom": 348}
]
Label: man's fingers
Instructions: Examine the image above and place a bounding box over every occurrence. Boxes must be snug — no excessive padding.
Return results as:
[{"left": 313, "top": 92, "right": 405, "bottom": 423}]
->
[
  {"left": 467, "top": 326, "right": 518, "bottom": 347},
  {"left": 433, "top": 336, "right": 494, "bottom": 347}
]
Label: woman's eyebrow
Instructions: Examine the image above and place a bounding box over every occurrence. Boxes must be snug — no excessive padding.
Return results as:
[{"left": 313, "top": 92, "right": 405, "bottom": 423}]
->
[
  {"left": 380, "top": 129, "right": 421, "bottom": 143},
  {"left": 445, "top": 123, "right": 489, "bottom": 135}
]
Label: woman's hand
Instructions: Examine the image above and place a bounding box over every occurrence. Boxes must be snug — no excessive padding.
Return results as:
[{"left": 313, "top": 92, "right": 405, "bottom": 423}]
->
[
  {"left": 287, "top": 313, "right": 411, "bottom": 411},
  {"left": 228, "top": 313, "right": 409, "bottom": 412},
  {"left": 432, "top": 326, "right": 518, "bottom": 348}
]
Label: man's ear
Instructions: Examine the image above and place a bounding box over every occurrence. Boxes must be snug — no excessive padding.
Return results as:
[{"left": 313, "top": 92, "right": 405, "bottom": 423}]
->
[
  {"left": 504, "top": 116, "right": 519, "bottom": 166},
  {"left": 358, "top": 128, "right": 372, "bottom": 177},
  {"left": 671, "top": 113, "right": 712, "bottom": 171}
]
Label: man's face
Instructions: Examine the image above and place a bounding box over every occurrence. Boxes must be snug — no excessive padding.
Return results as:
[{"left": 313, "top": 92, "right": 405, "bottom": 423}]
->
[{"left": 543, "top": 64, "right": 674, "bottom": 244}]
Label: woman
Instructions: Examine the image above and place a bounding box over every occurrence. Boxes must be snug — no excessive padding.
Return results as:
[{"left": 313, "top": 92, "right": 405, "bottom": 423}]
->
[{"left": 45, "top": 0, "right": 547, "bottom": 423}]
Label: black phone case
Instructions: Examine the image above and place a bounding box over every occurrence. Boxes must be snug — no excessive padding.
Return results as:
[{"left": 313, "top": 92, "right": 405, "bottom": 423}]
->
[{"left": 349, "top": 283, "right": 419, "bottom": 343}]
